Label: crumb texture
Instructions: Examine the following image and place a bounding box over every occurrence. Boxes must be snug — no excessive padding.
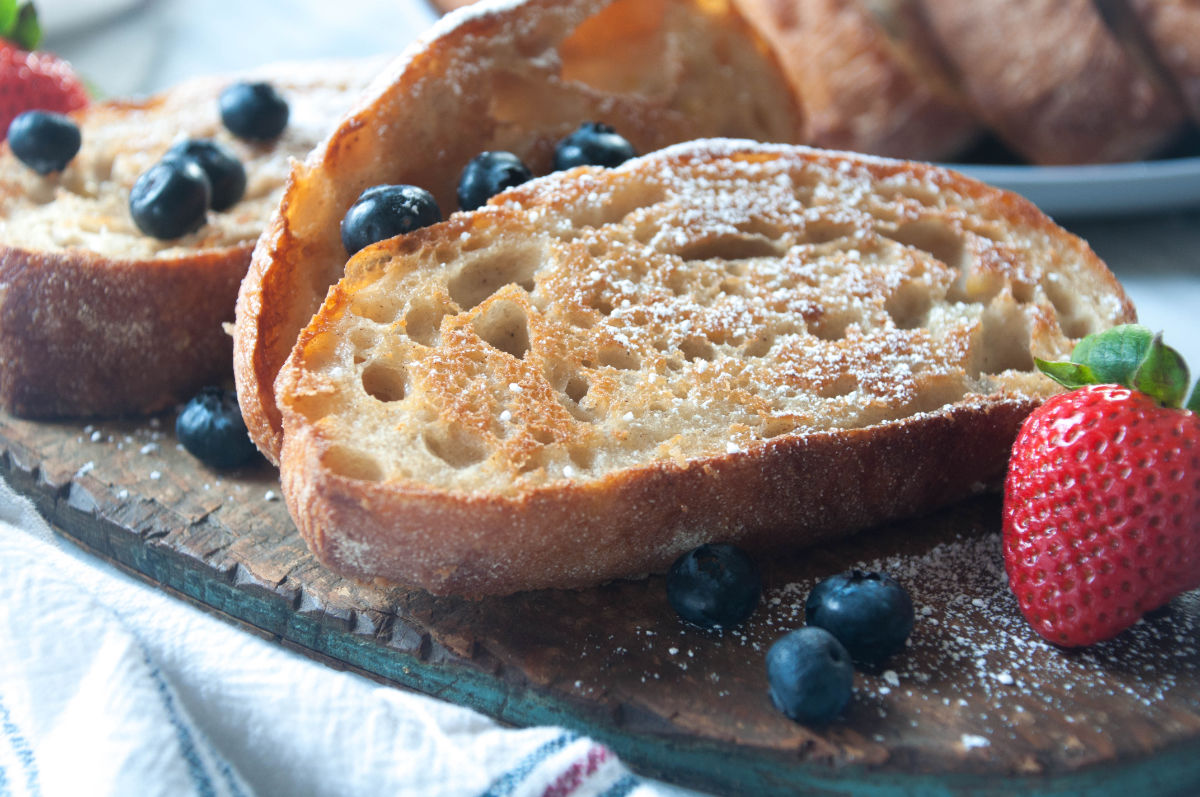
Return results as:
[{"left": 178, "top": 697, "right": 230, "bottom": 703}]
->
[{"left": 279, "top": 140, "right": 1133, "bottom": 495}]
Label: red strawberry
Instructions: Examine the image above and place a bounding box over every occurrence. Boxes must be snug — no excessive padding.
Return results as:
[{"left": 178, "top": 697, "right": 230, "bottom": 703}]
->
[
  {"left": 1003, "top": 325, "right": 1200, "bottom": 647},
  {"left": 0, "top": 1, "right": 89, "bottom": 138}
]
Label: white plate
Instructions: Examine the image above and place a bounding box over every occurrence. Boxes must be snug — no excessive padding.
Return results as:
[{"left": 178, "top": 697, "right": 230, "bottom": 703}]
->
[{"left": 948, "top": 157, "right": 1200, "bottom": 219}]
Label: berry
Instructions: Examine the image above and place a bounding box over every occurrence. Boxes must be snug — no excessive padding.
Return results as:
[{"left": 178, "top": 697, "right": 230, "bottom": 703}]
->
[
  {"left": 165, "top": 139, "right": 246, "bottom": 210},
  {"left": 219, "top": 81, "right": 288, "bottom": 141},
  {"left": 553, "top": 122, "right": 636, "bottom": 170},
  {"left": 766, "top": 627, "right": 854, "bottom": 726},
  {"left": 340, "top": 184, "right": 442, "bottom": 255},
  {"left": 0, "top": 43, "right": 89, "bottom": 140},
  {"left": 1004, "top": 325, "right": 1200, "bottom": 647},
  {"left": 7, "top": 109, "right": 79, "bottom": 174},
  {"left": 666, "top": 543, "right": 761, "bottom": 628},
  {"left": 176, "top": 387, "right": 260, "bottom": 470},
  {"left": 805, "top": 570, "right": 914, "bottom": 664},
  {"left": 457, "top": 150, "right": 533, "bottom": 211},
  {"left": 129, "top": 157, "right": 211, "bottom": 240}
]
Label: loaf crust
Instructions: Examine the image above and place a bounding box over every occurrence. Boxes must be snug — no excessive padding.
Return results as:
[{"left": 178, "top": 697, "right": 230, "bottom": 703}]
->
[
  {"left": 734, "top": 0, "right": 978, "bottom": 160},
  {"left": 233, "top": 0, "right": 805, "bottom": 463},
  {"left": 917, "top": 0, "right": 1184, "bottom": 165},
  {"left": 1122, "top": 0, "right": 1200, "bottom": 124},
  {"left": 0, "top": 59, "right": 384, "bottom": 417},
  {"left": 275, "top": 140, "right": 1134, "bottom": 597}
]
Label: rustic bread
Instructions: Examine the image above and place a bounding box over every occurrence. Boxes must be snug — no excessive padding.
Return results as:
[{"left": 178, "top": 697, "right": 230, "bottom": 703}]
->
[
  {"left": 916, "top": 0, "right": 1184, "bottom": 165},
  {"left": 1113, "top": 0, "right": 1200, "bottom": 125},
  {"left": 274, "top": 139, "right": 1135, "bottom": 597},
  {"left": 733, "top": 0, "right": 979, "bottom": 161},
  {"left": 233, "top": 0, "right": 805, "bottom": 464},
  {"left": 0, "top": 58, "right": 385, "bottom": 418}
]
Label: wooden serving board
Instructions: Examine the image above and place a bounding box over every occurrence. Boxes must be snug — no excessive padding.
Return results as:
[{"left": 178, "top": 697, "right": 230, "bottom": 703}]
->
[{"left": 3, "top": 407, "right": 1200, "bottom": 796}]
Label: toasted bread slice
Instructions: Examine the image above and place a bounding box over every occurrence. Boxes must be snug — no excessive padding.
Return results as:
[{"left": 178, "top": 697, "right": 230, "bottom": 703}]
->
[
  {"left": 275, "top": 139, "right": 1134, "bottom": 597},
  {"left": 917, "top": 0, "right": 1184, "bottom": 165},
  {"left": 233, "top": 0, "right": 805, "bottom": 464},
  {"left": 0, "top": 58, "right": 385, "bottom": 418},
  {"left": 734, "top": 0, "right": 979, "bottom": 160}
]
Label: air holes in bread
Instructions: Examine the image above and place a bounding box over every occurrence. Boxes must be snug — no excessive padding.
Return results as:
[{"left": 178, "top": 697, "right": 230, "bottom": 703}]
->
[
  {"left": 404, "top": 300, "right": 446, "bottom": 347},
  {"left": 1043, "top": 276, "right": 1095, "bottom": 338},
  {"left": 351, "top": 291, "right": 402, "bottom": 325},
  {"left": 571, "top": 183, "right": 667, "bottom": 229},
  {"left": 424, "top": 425, "right": 488, "bottom": 469},
  {"left": 680, "top": 338, "right": 715, "bottom": 361},
  {"left": 473, "top": 299, "right": 531, "bottom": 359},
  {"left": 675, "top": 233, "right": 781, "bottom": 262},
  {"left": 564, "top": 374, "right": 589, "bottom": 404},
  {"left": 816, "top": 372, "right": 858, "bottom": 399},
  {"left": 880, "top": 219, "right": 965, "bottom": 270},
  {"left": 324, "top": 445, "right": 384, "bottom": 482},
  {"left": 808, "top": 312, "right": 851, "bottom": 341},
  {"left": 743, "top": 333, "right": 774, "bottom": 357},
  {"left": 886, "top": 280, "right": 933, "bottom": 329},
  {"left": 910, "top": 374, "right": 968, "bottom": 415},
  {"left": 448, "top": 245, "right": 541, "bottom": 310},
  {"left": 973, "top": 297, "right": 1034, "bottom": 376},
  {"left": 802, "top": 220, "right": 856, "bottom": 245},
  {"left": 361, "top": 361, "right": 407, "bottom": 403},
  {"left": 598, "top": 343, "right": 640, "bottom": 370}
]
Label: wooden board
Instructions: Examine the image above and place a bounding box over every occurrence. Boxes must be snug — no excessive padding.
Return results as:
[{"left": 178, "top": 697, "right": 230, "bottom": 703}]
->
[{"left": 3, "top": 407, "right": 1200, "bottom": 796}]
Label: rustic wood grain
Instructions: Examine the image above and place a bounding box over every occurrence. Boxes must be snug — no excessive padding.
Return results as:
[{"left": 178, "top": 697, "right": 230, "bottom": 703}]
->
[{"left": 3, "top": 407, "right": 1200, "bottom": 795}]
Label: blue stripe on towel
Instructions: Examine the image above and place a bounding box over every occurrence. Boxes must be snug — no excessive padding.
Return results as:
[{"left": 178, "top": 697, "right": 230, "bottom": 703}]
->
[
  {"left": 599, "top": 773, "right": 640, "bottom": 797},
  {"left": 0, "top": 694, "right": 41, "bottom": 797},
  {"left": 143, "top": 660, "right": 218, "bottom": 797},
  {"left": 480, "top": 731, "right": 580, "bottom": 796}
]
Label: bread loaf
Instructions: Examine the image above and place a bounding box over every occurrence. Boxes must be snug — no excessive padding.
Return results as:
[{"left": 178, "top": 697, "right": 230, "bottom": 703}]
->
[
  {"left": 734, "top": 0, "right": 979, "bottom": 161},
  {"left": 916, "top": 0, "right": 1184, "bottom": 165},
  {"left": 0, "top": 58, "right": 384, "bottom": 417},
  {"left": 274, "top": 139, "right": 1135, "bottom": 597},
  {"left": 233, "top": 0, "right": 805, "bottom": 464}
]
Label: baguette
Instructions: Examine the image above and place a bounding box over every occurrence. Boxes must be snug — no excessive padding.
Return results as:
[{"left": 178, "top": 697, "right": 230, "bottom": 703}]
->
[
  {"left": 734, "top": 0, "right": 979, "bottom": 161},
  {"left": 233, "top": 0, "right": 805, "bottom": 464},
  {"left": 275, "top": 139, "right": 1135, "bottom": 597},
  {"left": 916, "top": 0, "right": 1184, "bottom": 165},
  {"left": 0, "top": 58, "right": 385, "bottom": 418},
  {"left": 1114, "top": 0, "right": 1200, "bottom": 125}
]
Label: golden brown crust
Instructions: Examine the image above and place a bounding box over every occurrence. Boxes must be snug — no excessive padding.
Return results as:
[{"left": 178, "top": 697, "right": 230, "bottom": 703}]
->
[
  {"left": 917, "top": 0, "right": 1185, "bottom": 165},
  {"left": 274, "top": 140, "right": 1135, "bottom": 597},
  {"left": 0, "top": 59, "right": 385, "bottom": 418},
  {"left": 734, "top": 0, "right": 979, "bottom": 160},
  {"left": 233, "top": 0, "right": 806, "bottom": 464},
  {"left": 0, "top": 245, "right": 246, "bottom": 417}
]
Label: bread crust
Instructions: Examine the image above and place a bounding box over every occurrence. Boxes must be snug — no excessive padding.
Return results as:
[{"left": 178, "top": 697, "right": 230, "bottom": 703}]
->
[
  {"left": 734, "top": 0, "right": 978, "bottom": 160},
  {"left": 1122, "top": 0, "right": 1200, "bottom": 124},
  {"left": 0, "top": 59, "right": 385, "bottom": 418},
  {"left": 234, "top": 0, "right": 805, "bottom": 464},
  {"left": 274, "top": 140, "right": 1135, "bottom": 597},
  {"left": 282, "top": 396, "right": 1036, "bottom": 596},
  {"left": 917, "top": 0, "right": 1184, "bottom": 164}
]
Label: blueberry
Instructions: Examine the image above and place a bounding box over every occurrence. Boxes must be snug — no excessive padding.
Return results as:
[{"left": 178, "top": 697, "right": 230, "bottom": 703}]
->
[
  {"left": 166, "top": 139, "right": 246, "bottom": 210},
  {"left": 766, "top": 627, "right": 854, "bottom": 726},
  {"left": 219, "top": 81, "right": 289, "bottom": 141},
  {"left": 7, "top": 110, "right": 81, "bottom": 175},
  {"left": 457, "top": 150, "right": 533, "bottom": 211},
  {"left": 129, "top": 158, "right": 211, "bottom": 240},
  {"left": 176, "top": 386, "right": 260, "bottom": 470},
  {"left": 805, "top": 570, "right": 915, "bottom": 664},
  {"left": 666, "top": 543, "right": 761, "bottom": 628},
  {"left": 553, "top": 122, "right": 636, "bottom": 170},
  {"left": 340, "top": 184, "right": 442, "bottom": 255}
]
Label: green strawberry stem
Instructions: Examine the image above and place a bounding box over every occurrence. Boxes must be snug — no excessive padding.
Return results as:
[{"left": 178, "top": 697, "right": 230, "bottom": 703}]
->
[
  {"left": 0, "top": 0, "right": 40, "bottom": 50},
  {"left": 1035, "top": 324, "right": 1197, "bottom": 410}
]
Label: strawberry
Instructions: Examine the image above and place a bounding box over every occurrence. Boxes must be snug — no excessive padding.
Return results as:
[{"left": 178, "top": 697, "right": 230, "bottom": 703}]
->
[
  {"left": 1003, "top": 325, "right": 1200, "bottom": 648},
  {"left": 0, "top": 1, "right": 88, "bottom": 138}
]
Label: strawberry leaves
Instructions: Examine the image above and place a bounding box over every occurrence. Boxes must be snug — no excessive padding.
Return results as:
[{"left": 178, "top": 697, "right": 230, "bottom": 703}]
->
[
  {"left": 1035, "top": 324, "right": 1195, "bottom": 410},
  {"left": 0, "top": 0, "right": 40, "bottom": 51}
]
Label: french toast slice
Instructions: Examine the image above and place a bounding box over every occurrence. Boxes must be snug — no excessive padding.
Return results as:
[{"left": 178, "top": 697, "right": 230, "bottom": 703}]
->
[
  {"left": 233, "top": 0, "right": 805, "bottom": 464},
  {"left": 916, "top": 0, "right": 1184, "bottom": 165},
  {"left": 0, "top": 58, "right": 384, "bottom": 418},
  {"left": 275, "top": 139, "right": 1135, "bottom": 597},
  {"left": 734, "top": 0, "right": 979, "bottom": 161}
]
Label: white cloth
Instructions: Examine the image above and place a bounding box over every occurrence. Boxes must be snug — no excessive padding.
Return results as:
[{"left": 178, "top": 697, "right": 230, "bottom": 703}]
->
[{"left": 0, "top": 478, "right": 699, "bottom": 797}]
